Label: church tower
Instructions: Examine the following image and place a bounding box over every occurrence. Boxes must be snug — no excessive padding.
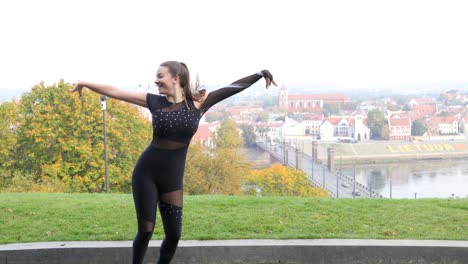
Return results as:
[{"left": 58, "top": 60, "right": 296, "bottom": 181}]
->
[{"left": 278, "top": 85, "right": 288, "bottom": 111}]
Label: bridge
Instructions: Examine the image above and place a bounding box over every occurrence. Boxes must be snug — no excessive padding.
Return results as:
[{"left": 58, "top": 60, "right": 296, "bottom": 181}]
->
[{"left": 255, "top": 141, "right": 384, "bottom": 198}]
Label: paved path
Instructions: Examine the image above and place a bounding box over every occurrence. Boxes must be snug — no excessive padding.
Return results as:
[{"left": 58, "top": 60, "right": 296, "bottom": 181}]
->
[{"left": 1, "top": 239, "right": 467, "bottom": 264}]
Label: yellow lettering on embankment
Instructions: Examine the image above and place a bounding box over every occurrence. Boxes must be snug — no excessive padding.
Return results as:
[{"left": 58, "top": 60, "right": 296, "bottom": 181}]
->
[{"left": 385, "top": 143, "right": 462, "bottom": 153}]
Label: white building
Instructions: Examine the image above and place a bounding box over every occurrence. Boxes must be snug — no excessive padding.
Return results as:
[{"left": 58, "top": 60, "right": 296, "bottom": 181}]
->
[{"left": 319, "top": 115, "right": 370, "bottom": 141}]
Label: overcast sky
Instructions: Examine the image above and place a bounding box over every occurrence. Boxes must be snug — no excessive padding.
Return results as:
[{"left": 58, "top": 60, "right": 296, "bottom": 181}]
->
[{"left": 1, "top": 0, "right": 467, "bottom": 96}]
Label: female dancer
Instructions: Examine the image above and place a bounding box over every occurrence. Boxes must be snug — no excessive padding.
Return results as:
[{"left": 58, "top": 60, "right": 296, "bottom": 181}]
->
[{"left": 71, "top": 61, "right": 276, "bottom": 264}]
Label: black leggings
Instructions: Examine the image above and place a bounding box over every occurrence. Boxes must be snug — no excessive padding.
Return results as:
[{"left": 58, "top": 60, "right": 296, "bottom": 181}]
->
[{"left": 131, "top": 144, "right": 187, "bottom": 264}]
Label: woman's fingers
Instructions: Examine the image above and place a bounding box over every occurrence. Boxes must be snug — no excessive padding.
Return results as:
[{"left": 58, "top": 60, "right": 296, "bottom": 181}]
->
[
  {"left": 70, "top": 84, "right": 83, "bottom": 97},
  {"left": 265, "top": 77, "right": 277, "bottom": 89},
  {"left": 261, "top": 70, "right": 277, "bottom": 89}
]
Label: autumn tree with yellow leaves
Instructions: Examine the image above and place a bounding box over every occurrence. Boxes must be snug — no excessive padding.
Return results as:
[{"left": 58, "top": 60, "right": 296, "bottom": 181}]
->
[
  {"left": 184, "top": 119, "right": 252, "bottom": 195},
  {"left": 244, "top": 164, "right": 329, "bottom": 197},
  {"left": 0, "top": 80, "right": 151, "bottom": 192},
  {"left": 0, "top": 100, "right": 20, "bottom": 189}
]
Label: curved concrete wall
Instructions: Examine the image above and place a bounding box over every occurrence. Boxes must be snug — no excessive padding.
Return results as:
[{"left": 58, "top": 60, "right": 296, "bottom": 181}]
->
[{"left": 1, "top": 239, "right": 467, "bottom": 264}]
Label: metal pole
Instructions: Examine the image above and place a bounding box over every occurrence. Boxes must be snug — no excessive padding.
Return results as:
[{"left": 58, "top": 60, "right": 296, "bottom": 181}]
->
[
  {"left": 322, "top": 167, "right": 325, "bottom": 188},
  {"left": 353, "top": 161, "right": 356, "bottom": 198},
  {"left": 340, "top": 156, "right": 342, "bottom": 178},
  {"left": 336, "top": 169, "right": 339, "bottom": 198},
  {"left": 389, "top": 176, "right": 392, "bottom": 199},
  {"left": 100, "top": 95, "right": 109, "bottom": 193},
  {"left": 311, "top": 158, "right": 314, "bottom": 183}
]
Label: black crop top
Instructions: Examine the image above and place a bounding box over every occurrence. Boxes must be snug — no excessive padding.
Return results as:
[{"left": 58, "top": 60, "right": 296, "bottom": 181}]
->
[{"left": 146, "top": 72, "right": 264, "bottom": 150}]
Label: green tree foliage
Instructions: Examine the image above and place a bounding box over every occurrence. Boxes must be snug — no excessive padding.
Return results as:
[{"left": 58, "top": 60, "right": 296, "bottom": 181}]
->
[
  {"left": 2, "top": 81, "right": 151, "bottom": 192},
  {"left": 256, "top": 111, "right": 269, "bottom": 123},
  {"left": 411, "top": 120, "right": 427, "bottom": 136},
  {"left": 387, "top": 104, "right": 401, "bottom": 111},
  {"left": 243, "top": 164, "right": 328, "bottom": 197},
  {"left": 321, "top": 103, "right": 340, "bottom": 117},
  {"left": 392, "top": 95, "right": 411, "bottom": 106},
  {"left": 275, "top": 115, "right": 286, "bottom": 121},
  {"left": 447, "top": 99, "right": 464, "bottom": 106},
  {"left": 262, "top": 95, "right": 278, "bottom": 108},
  {"left": 204, "top": 111, "right": 224, "bottom": 123},
  {"left": 184, "top": 118, "right": 251, "bottom": 194},
  {"left": 214, "top": 119, "right": 244, "bottom": 148},
  {"left": 341, "top": 101, "right": 358, "bottom": 111},
  {"left": 367, "top": 109, "right": 385, "bottom": 139},
  {"left": 238, "top": 123, "right": 256, "bottom": 147},
  {"left": 438, "top": 93, "right": 448, "bottom": 103},
  {"left": 0, "top": 100, "right": 20, "bottom": 188}
]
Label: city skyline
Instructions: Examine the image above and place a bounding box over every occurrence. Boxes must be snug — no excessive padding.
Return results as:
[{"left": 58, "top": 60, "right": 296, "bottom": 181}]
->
[{"left": 1, "top": 0, "right": 468, "bottom": 99}]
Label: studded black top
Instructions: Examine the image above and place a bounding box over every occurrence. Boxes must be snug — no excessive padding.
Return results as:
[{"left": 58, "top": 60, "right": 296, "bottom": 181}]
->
[
  {"left": 145, "top": 72, "right": 265, "bottom": 150},
  {"left": 131, "top": 71, "right": 268, "bottom": 253}
]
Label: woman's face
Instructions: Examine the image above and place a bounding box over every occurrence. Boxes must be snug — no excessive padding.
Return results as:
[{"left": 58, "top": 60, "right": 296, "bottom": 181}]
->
[{"left": 154, "top": 66, "right": 178, "bottom": 95}]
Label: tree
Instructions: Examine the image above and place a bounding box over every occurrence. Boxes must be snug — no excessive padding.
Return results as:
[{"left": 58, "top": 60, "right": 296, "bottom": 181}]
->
[
  {"left": 184, "top": 141, "right": 252, "bottom": 195},
  {"left": 367, "top": 109, "right": 385, "bottom": 139},
  {"left": 238, "top": 123, "right": 256, "bottom": 147},
  {"left": 5, "top": 80, "right": 151, "bottom": 192},
  {"left": 204, "top": 111, "right": 224, "bottom": 123},
  {"left": 262, "top": 95, "right": 278, "bottom": 108},
  {"left": 322, "top": 103, "right": 340, "bottom": 117},
  {"left": 392, "top": 95, "right": 410, "bottom": 106},
  {"left": 342, "top": 102, "right": 358, "bottom": 111},
  {"left": 185, "top": 118, "right": 254, "bottom": 194},
  {"left": 0, "top": 100, "right": 20, "bottom": 188},
  {"left": 447, "top": 99, "right": 464, "bottom": 106},
  {"left": 387, "top": 104, "right": 401, "bottom": 111},
  {"left": 214, "top": 119, "right": 244, "bottom": 148},
  {"left": 256, "top": 111, "right": 269, "bottom": 123},
  {"left": 184, "top": 141, "right": 213, "bottom": 194},
  {"left": 243, "top": 164, "right": 328, "bottom": 197},
  {"left": 411, "top": 120, "right": 427, "bottom": 136},
  {"left": 275, "top": 115, "right": 286, "bottom": 121},
  {"left": 438, "top": 93, "right": 448, "bottom": 103}
]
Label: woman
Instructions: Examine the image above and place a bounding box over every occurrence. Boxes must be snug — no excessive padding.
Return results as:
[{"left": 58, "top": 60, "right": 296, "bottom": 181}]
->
[{"left": 71, "top": 61, "right": 276, "bottom": 264}]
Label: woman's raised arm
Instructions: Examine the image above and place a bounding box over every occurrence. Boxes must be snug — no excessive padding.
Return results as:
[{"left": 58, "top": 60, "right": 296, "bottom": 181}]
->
[
  {"left": 70, "top": 81, "right": 147, "bottom": 108},
  {"left": 198, "top": 70, "right": 277, "bottom": 115}
]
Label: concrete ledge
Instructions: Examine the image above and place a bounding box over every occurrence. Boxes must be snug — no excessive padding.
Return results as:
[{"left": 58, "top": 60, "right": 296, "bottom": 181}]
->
[{"left": 1, "top": 239, "right": 467, "bottom": 264}]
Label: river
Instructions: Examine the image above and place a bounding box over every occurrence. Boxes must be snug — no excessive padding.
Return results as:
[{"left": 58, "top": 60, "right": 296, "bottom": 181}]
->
[
  {"left": 334, "top": 159, "right": 468, "bottom": 198},
  {"left": 246, "top": 147, "right": 468, "bottom": 199}
]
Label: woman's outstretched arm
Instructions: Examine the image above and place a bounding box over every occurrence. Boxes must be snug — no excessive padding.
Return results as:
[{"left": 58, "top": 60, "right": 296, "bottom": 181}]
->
[
  {"left": 70, "top": 81, "right": 147, "bottom": 107},
  {"left": 198, "top": 70, "right": 276, "bottom": 115}
]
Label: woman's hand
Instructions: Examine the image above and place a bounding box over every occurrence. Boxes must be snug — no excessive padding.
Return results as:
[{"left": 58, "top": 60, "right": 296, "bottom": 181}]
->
[
  {"left": 70, "top": 81, "right": 85, "bottom": 97},
  {"left": 261, "top": 70, "right": 277, "bottom": 89}
]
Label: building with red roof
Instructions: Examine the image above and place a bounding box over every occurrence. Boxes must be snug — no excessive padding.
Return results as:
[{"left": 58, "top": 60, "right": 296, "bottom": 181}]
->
[
  {"left": 192, "top": 122, "right": 220, "bottom": 148},
  {"left": 388, "top": 114, "right": 411, "bottom": 140},
  {"left": 430, "top": 116, "right": 459, "bottom": 135},
  {"left": 410, "top": 104, "right": 437, "bottom": 121},
  {"left": 408, "top": 98, "right": 434, "bottom": 107},
  {"left": 318, "top": 115, "right": 369, "bottom": 141},
  {"left": 278, "top": 85, "right": 348, "bottom": 112}
]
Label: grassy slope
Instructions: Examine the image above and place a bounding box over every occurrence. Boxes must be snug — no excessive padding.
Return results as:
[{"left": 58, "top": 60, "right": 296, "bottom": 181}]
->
[{"left": 0, "top": 193, "right": 467, "bottom": 244}]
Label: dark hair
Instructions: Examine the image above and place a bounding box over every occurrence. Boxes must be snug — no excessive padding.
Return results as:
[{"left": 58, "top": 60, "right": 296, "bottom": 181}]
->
[{"left": 159, "top": 61, "right": 206, "bottom": 106}]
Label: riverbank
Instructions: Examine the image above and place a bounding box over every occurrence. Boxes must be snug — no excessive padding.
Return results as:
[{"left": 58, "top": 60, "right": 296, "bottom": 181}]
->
[{"left": 302, "top": 140, "right": 468, "bottom": 164}]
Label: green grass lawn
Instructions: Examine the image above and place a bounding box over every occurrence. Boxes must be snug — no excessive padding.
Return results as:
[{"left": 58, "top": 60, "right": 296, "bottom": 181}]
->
[{"left": 0, "top": 193, "right": 467, "bottom": 244}]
